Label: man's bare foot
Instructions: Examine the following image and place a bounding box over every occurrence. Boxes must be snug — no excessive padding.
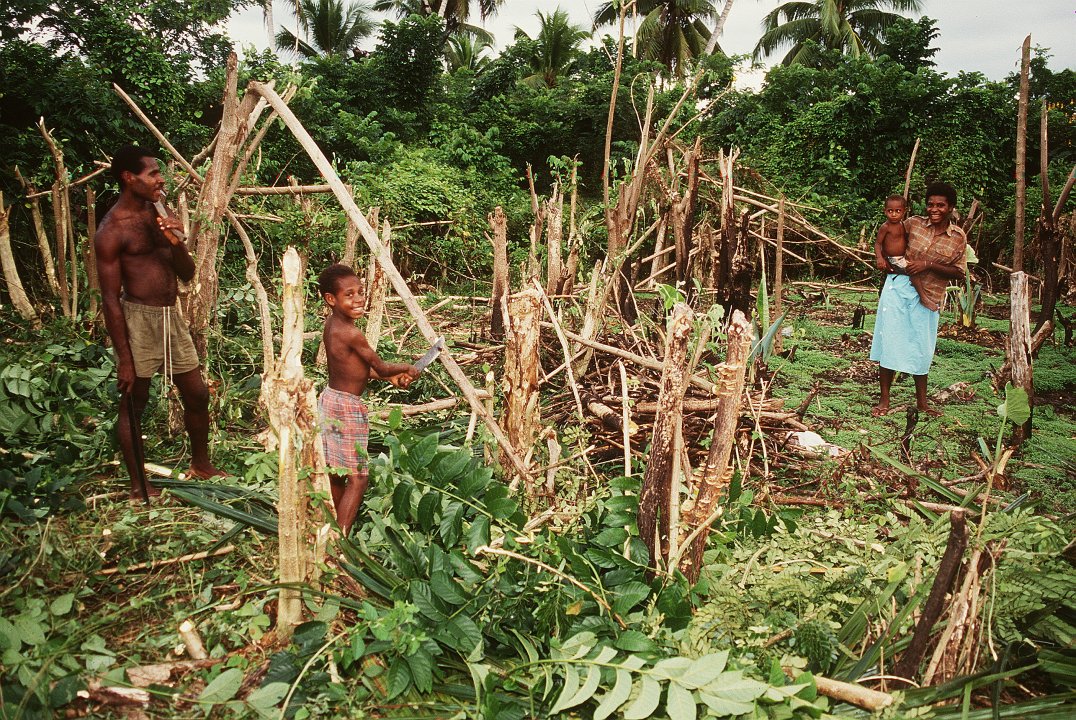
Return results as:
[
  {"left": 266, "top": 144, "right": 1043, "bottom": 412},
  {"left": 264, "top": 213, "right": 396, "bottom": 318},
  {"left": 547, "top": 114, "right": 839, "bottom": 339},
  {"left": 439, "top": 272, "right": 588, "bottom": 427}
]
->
[
  {"left": 187, "top": 465, "right": 227, "bottom": 480},
  {"left": 129, "top": 483, "right": 162, "bottom": 504},
  {"left": 871, "top": 403, "right": 891, "bottom": 417},
  {"left": 918, "top": 405, "right": 943, "bottom": 418}
]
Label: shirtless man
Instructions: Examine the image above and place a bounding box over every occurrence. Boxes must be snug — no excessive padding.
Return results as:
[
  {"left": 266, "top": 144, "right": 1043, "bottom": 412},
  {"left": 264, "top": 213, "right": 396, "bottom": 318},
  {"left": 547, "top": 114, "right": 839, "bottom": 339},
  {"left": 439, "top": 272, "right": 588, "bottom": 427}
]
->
[{"left": 96, "top": 145, "right": 223, "bottom": 500}]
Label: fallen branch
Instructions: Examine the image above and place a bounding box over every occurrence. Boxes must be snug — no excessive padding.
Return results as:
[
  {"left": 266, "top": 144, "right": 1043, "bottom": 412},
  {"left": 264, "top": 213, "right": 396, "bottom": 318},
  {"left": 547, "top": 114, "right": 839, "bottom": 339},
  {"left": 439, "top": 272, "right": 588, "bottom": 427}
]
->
[{"left": 99, "top": 545, "right": 236, "bottom": 576}]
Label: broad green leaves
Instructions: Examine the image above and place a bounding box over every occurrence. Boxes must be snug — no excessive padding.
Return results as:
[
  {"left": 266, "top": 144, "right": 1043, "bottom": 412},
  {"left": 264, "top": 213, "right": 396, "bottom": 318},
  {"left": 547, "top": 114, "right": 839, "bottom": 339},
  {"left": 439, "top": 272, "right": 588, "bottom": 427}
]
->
[{"left": 548, "top": 633, "right": 773, "bottom": 719}]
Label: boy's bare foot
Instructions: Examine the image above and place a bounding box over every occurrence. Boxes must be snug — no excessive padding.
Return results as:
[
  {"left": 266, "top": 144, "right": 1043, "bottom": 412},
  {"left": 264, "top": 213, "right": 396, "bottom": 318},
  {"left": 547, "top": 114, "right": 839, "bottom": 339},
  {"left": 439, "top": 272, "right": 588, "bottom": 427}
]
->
[
  {"left": 870, "top": 403, "right": 891, "bottom": 417},
  {"left": 917, "top": 405, "right": 943, "bottom": 418},
  {"left": 187, "top": 465, "right": 227, "bottom": 480}
]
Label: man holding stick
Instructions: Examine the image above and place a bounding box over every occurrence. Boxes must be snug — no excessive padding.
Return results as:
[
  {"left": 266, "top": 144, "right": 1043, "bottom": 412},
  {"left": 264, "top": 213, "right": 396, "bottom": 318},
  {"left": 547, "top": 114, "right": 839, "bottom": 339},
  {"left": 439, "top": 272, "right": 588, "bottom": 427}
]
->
[{"left": 96, "top": 145, "right": 223, "bottom": 501}]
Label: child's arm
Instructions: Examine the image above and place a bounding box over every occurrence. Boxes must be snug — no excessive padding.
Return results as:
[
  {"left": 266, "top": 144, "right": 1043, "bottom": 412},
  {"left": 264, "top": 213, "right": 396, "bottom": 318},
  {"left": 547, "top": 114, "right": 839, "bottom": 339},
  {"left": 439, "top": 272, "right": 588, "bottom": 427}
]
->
[
  {"left": 351, "top": 332, "right": 420, "bottom": 386},
  {"left": 874, "top": 225, "right": 889, "bottom": 270}
]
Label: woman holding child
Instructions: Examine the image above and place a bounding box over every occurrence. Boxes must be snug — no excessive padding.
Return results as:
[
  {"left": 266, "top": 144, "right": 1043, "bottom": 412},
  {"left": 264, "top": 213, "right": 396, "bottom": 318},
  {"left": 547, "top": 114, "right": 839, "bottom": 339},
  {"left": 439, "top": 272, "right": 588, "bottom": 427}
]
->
[{"left": 870, "top": 182, "right": 967, "bottom": 417}]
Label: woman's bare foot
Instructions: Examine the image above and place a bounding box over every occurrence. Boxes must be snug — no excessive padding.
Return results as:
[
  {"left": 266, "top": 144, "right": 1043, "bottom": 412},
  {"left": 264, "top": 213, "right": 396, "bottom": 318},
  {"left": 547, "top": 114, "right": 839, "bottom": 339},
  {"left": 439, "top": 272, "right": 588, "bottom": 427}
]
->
[
  {"left": 871, "top": 403, "right": 891, "bottom": 417},
  {"left": 918, "top": 404, "right": 943, "bottom": 418}
]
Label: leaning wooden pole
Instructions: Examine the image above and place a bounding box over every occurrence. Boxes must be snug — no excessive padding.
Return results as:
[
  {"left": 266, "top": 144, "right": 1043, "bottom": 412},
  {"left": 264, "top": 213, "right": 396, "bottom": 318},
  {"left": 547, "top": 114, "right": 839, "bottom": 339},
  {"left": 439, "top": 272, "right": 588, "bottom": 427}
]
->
[
  {"left": 251, "top": 81, "right": 535, "bottom": 483},
  {"left": 1013, "top": 35, "right": 1031, "bottom": 272},
  {"left": 1010, "top": 271, "right": 1034, "bottom": 444},
  {"left": 773, "top": 198, "right": 785, "bottom": 353},
  {"left": 902, "top": 137, "right": 920, "bottom": 202},
  {"left": 261, "top": 247, "right": 330, "bottom": 641}
]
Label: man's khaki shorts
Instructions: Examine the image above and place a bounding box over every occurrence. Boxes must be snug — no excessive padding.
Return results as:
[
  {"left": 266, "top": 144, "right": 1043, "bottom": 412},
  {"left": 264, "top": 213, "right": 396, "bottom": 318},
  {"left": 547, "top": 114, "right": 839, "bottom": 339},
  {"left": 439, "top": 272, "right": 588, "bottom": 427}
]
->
[{"left": 121, "top": 299, "right": 201, "bottom": 378}]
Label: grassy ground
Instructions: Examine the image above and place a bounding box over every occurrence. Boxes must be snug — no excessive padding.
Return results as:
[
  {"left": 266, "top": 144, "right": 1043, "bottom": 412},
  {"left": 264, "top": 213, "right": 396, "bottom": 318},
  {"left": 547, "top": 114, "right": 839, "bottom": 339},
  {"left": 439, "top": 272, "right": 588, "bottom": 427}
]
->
[{"left": 768, "top": 284, "right": 1076, "bottom": 516}]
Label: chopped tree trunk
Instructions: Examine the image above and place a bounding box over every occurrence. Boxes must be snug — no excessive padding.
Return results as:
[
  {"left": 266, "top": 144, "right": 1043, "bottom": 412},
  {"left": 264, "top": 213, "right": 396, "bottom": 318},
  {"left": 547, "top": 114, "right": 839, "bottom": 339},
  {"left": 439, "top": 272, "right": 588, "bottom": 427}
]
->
[
  {"left": 1009, "top": 271, "right": 1034, "bottom": 443},
  {"left": 259, "top": 247, "right": 330, "bottom": 642},
  {"left": 0, "top": 193, "right": 41, "bottom": 327},
  {"left": 638, "top": 303, "right": 693, "bottom": 570},
  {"left": 1013, "top": 35, "right": 1031, "bottom": 271},
  {"left": 489, "top": 206, "right": 509, "bottom": 340},
  {"left": 498, "top": 289, "right": 543, "bottom": 494},
  {"left": 364, "top": 221, "right": 391, "bottom": 351},
  {"left": 891, "top": 510, "right": 968, "bottom": 684},
  {"left": 545, "top": 183, "right": 564, "bottom": 297},
  {"left": 672, "top": 137, "right": 702, "bottom": 289},
  {"left": 501, "top": 288, "right": 542, "bottom": 496},
  {"left": 676, "top": 311, "right": 751, "bottom": 582},
  {"left": 250, "top": 81, "right": 535, "bottom": 483}
]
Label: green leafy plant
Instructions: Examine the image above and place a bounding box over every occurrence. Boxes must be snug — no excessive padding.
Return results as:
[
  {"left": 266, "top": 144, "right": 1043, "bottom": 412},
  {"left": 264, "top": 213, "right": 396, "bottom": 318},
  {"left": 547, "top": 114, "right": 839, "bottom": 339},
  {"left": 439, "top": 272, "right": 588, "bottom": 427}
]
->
[{"left": 948, "top": 245, "right": 982, "bottom": 328}]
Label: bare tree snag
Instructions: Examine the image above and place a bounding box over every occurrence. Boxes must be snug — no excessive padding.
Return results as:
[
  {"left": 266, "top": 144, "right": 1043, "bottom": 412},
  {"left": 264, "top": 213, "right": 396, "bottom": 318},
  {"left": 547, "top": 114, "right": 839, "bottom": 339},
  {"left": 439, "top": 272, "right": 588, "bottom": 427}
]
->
[
  {"left": 259, "top": 247, "right": 330, "bottom": 642},
  {"left": 672, "top": 137, "right": 702, "bottom": 288},
  {"left": 545, "top": 184, "right": 564, "bottom": 297},
  {"left": 677, "top": 311, "right": 751, "bottom": 582},
  {"left": 364, "top": 220, "right": 391, "bottom": 351},
  {"left": 489, "top": 206, "right": 509, "bottom": 340},
  {"left": 891, "top": 510, "right": 968, "bottom": 684},
  {"left": 14, "top": 168, "right": 62, "bottom": 301},
  {"left": 1014, "top": 35, "right": 1031, "bottom": 271},
  {"left": 638, "top": 303, "right": 693, "bottom": 571},
  {"left": 502, "top": 288, "right": 542, "bottom": 496},
  {"left": 251, "top": 81, "right": 535, "bottom": 483},
  {"left": 1010, "top": 271, "right": 1034, "bottom": 443},
  {"left": 535, "top": 280, "right": 584, "bottom": 421},
  {"left": 0, "top": 193, "right": 41, "bottom": 327}
]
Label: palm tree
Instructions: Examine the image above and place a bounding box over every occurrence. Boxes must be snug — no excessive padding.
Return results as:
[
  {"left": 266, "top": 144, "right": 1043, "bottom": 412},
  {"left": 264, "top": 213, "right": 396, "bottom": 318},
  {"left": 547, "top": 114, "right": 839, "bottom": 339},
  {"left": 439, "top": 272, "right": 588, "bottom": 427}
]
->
[
  {"left": 592, "top": 0, "right": 723, "bottom": 78},
  {"left": 753, "top": 0, "right": 924, "bottom": 66},
  {"left": 373, "top": 0, "right": 502, "bottom": 42},
  {"left": 445, "top": 34, "right": 492, "bottom": 73},
  {"left": 515, "top": 7, "right": 591, "bottom": 88},
  {"left": 275, "top": 0, "right": 376, "bottom": 60}
]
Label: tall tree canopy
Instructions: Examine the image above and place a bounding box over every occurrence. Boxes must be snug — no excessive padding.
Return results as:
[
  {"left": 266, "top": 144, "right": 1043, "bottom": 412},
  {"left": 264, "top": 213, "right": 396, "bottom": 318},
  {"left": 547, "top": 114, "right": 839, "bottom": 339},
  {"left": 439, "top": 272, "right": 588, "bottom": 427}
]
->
[
  {"left": 372, "top": 0, "right": 502, "bottom": 42},
  {"left": 515, "top": 7, "right": 591, "bottom": 89},
  {"left": 276, "top": 0, "right": 376, "bottom": 59},
  {"left": 593, "top": 0, "right": 723, "bottom": 78},
  {"left": 753, "top": 0, "right": 924, "bottom": 67}
]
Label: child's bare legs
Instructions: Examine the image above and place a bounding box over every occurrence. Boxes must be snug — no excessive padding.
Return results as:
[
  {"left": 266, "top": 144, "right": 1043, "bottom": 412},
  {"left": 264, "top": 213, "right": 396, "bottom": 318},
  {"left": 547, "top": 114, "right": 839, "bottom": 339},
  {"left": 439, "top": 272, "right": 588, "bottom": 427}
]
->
[
  {"left": 873, "top": 367, "right": 895, "bottom": 416},
  {"left": 914, "top": 374, "right": 942, "bottom": 417},
  {"left": 334, "top": 470, "right": 369, "bottom": 535}
]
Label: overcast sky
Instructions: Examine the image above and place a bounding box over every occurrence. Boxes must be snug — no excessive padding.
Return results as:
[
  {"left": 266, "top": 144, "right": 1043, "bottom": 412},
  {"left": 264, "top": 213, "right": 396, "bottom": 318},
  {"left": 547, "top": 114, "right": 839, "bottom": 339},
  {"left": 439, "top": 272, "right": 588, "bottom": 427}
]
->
[{"left": 227, "top": 0, "right": 1076, "bottom": 86}]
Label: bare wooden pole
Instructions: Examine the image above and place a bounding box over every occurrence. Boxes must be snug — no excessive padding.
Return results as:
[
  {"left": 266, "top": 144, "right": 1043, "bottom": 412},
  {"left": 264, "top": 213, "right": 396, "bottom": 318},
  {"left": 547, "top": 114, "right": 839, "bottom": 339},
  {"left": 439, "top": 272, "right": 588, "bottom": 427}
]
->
[
  {"left": 1014, "top": 35, "right": 1031, "bottom": 271},
  {"left": 251, "top": 81, "right": 535, "bottom": 483},
  {"left": 14, "top": 168, "right": 62, "bottom": 301},
  {"left": 363, "top": 220, "right": 390, "bottom": 351},
  {"left": 85, "top": 187, "right": 100, "bottom": 323},
  {"left": 0, "top": 193, "right": 41, "bottom": 327},
  {"left": 1010, "top": 271, "right": 1034, "bottom": 443}
]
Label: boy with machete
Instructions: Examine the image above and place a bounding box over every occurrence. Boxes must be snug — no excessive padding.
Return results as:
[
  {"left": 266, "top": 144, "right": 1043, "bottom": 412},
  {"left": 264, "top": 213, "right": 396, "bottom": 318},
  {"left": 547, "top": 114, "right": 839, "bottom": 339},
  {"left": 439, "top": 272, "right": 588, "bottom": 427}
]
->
[{"left": 318, "top": 263, "right": 436, "bottom": 534}]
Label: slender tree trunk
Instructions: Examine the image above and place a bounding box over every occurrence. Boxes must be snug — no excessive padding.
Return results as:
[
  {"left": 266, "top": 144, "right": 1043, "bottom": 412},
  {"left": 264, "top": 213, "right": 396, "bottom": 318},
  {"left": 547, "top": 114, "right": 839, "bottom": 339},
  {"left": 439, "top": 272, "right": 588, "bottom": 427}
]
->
[
  {"left": 545, "top": 185, "right": 564, "bottom": 297},
  {"left": 1014, "top": 35, "right": 1031, "bottom": 271},
  {"left": 85, "top": 187, "right": 100, "bottom": 324},
  {"left": 260, "top": 247, "right": 330, "bottom": 642},
  {"left": 673, "top": 137, "right": 702, "bottom": 290},
  {"left": 39, "top": 120, "right": 73, "bottom": 317},
  {"left": 638, "top": 303, "right": 693, "bottom": 571},
  {"left": 230, "top": 214, "right": 274, "bottom": 370},
  {"left": 902, "top": 137, "right": 920, "bottom": 202},
  {"left": 773, "top": 198, "right": 785, "bottom": 353},
  {"left": 364, "top": 221, "right": 391, "bottom": 351},
  {"left": 14, "top": 169, "right": 62, "bottom": 301},
  {"left": 0, "top": 193, "right": 41, "bottom": 327}
]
